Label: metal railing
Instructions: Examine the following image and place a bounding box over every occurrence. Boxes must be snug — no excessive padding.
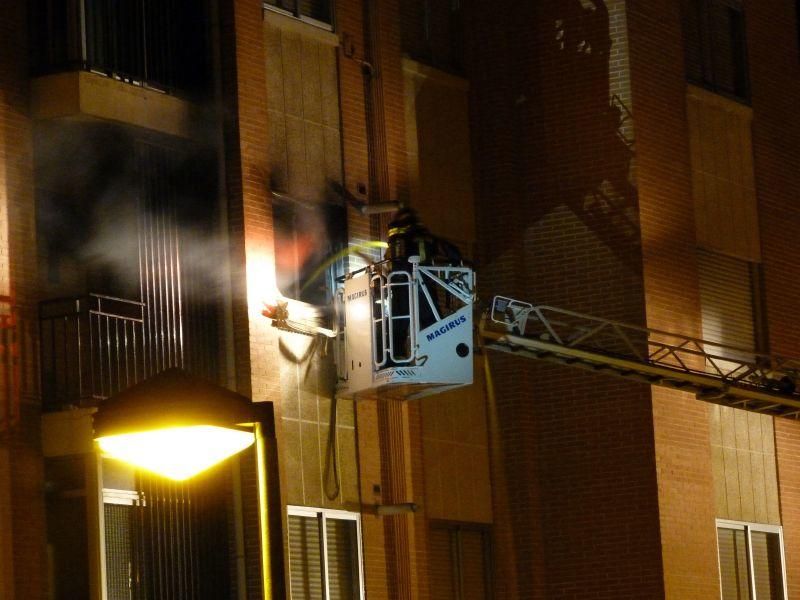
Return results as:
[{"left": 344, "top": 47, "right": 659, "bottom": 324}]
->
[
  {"left": 30, "top": 0, "right": 209, "bottom": 97},
  {"left": 365, "top": 261, "right": 476, "bottom": 370},
  {"left": 40, "top": 294, "right": 145, "bottom": 410}
]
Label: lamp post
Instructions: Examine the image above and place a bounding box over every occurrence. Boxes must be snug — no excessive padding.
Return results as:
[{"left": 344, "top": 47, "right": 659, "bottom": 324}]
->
[{"left": 93, "top": 368, "right": 279, "bottom": 598}]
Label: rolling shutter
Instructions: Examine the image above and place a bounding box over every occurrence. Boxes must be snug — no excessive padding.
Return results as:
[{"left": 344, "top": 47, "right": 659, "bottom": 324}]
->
[
  {"left": 697, "top": 249, "right": 756, "bottom": 363},
  {"left": 288, "top": 515, "right": 324, "bottom": 600},
  {"left": 325, "top": 518, "right": 359, "bottom": 600},
  {"left": 717, "top": 527, "right": 750, "bottom": 599}
]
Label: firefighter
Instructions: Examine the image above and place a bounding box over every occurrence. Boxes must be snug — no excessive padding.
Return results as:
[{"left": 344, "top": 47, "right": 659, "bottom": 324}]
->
[{"left": 385, "top": 208, "right": 461, "bottom": 266}]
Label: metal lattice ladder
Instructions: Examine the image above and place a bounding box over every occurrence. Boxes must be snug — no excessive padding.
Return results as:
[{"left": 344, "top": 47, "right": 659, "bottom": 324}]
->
[{"left": 480, "top": 296, "right": 800, "bottom": 419}]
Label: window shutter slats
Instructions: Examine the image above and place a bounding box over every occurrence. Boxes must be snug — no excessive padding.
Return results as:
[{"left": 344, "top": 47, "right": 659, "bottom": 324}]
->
[
  {"left": 325, "top": 518, "right": 358, "bottom": 600},
  {"left": 750, "top": 531, "right": 785, "bottom": 600},
  {"left": 717, "top": 527, "right": 751, "bottom": 599},
  {"left": 288, "top": 515, "right": 324, "bottom": 600},
  {"left": 697, "top": 249, "right": 755, "bottom": 363}
]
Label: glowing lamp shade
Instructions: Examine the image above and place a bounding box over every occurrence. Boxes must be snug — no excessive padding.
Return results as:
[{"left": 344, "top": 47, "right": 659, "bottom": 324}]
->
[
  {"left": 94, "top": 369, "right": 271, "bottom": 481},
  {"left": 97, "top": 425, "right": 254, "bottom": 480}
]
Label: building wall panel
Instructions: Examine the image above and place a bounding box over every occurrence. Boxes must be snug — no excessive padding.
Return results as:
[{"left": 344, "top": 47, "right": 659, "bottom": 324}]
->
[{"left": 627, "top": 0, "right": 722, "bottom": 596}]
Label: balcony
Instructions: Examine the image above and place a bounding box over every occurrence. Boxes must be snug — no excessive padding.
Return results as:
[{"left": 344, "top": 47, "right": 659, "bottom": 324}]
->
[
  {"left": 40, "top": 294, "right": 146, "bottom": 411},
  {"left": 29, "top": 0, "right": 209, "bottom": 138},
  {"left": 30, "top": 0, "right": 209, "bottom": 96}
]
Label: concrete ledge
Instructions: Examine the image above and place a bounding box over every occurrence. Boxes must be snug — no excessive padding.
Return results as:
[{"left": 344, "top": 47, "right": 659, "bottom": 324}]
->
[
  {"left": 31, "top": 71, "right": 202, "bottom": 139},
  {"left": 402, "top": 57, "right": 469, "bottom": 91},
  {"left": 42, "top": 407, "right": 96, "bottom": 457}
]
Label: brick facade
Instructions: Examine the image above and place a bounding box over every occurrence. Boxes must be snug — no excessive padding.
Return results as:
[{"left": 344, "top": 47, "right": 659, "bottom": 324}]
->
[
  {"left": 3, "top": 0, "right": 800, "bottom": 598},
  {"left": 747, "top": 1, "right": 800, "bottom": 597},
  {"left": 1, "top": 0, "right": 47, "bottom": 598}
]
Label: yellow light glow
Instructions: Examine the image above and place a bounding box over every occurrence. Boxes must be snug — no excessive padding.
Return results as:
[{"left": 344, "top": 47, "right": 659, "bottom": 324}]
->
[
  {"left": 97, "top": 425, "right": 255, "bottom": 481},
  {"left": 247, "top": 252, "right": 279, "bottom": 318}
]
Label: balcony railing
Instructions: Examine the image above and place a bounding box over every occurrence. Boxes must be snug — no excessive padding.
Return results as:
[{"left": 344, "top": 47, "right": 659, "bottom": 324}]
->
[
  {"left": 40, "top": 294, "right": 145, "bottom": 411},
  {"left": 30, "top": 0, "right": 210, "bottom": 97}
]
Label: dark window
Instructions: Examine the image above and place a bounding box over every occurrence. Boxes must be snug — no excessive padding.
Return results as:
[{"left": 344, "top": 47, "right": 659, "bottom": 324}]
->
[
  {"left": 274, "top": 200, "right": 348, "bottom": 306},
  {"left": 402, "top": 0, "right": 464, "bottom": 73},
  {"left": 265, "top": 0, "right": 333, "bottom": 28},
  {"left": 429, "top": 523, "right": 492, "bottom": 600},
  {"left": 683, "top": 0, "right": 749, "bottom": 101},
  {"left": 797, "top": 0, "right": 800, "bottom": 60}
]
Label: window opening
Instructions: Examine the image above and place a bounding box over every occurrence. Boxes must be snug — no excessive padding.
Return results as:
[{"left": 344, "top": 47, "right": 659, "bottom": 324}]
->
[
  {"left": 274, "top": 200, "right": 348, "bottom": 306},
  {"left": 264, "top": 0, "right": 333, "bottom": 28},
  {"left": 287, "top": 506, "right": 364, "bottom": 600},
  {"left": 429, "top": 522, "right": 493, "bottom": 600},
  {"left": 717, "top": 520, "right": 787, "bottom": 600},
  {"left": 682, "top": 0, "right": 749, "bottom": 101}
]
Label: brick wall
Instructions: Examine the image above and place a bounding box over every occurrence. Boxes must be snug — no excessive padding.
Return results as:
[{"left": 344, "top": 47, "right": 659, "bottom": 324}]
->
[
  {"left": 627, "top": 0, "right": 720, "bottom": 597},
  {"left": 775, "top": 418, "right": 800, "bottom": 597},
  {"left": 746, "top": 0, "right": 800, "bottom": 595},
  {"left": 1, "top": 1, "right": 47, "bottom": 598},
  {"left": 336, "top": 0, "right": 434, "bottom": 597},
  {"left": 219, "top": 0, "right": 285, "bottom": 596},
  {"left": 467, "top": 1, "right": 670, "bottom": 597}
]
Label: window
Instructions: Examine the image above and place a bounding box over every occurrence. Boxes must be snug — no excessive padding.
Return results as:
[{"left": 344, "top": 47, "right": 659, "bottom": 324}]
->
[
  {"left": 717, "top": 520, "right": 787, "bottom": 600},
  {"left": 264, "top": 0, "right": 333, "bottom": 28},
  {"left": 287, "top": 507, "right": 364, "bottom": 600},
  {"left": 428, "top": 523, "right": 492, "bottom": 600},
  {"left": 274, "top": 199, "right": 348, "bottom": 306},
  {"left": 797, "top": 0, "right": 800, "bottom": 62},
  {"left": 683, "top": 0, "right": 749, "bottom": 101},
  {"left": 402, "top": 0, "right": 464, "bottom": 73},
  {"left": 100, "top": 459, "right": 233, "bottom": 600},
  {"left": 697, "top": 249, "right": 767, "bottom": 364}
]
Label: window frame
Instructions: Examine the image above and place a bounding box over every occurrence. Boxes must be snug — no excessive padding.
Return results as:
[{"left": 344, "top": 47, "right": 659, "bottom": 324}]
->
[
  {"left": 428, "top": 520, "right": 494, "bottom": 600},
  {"left": 682, "top": 0, "right": 751, "bottom": 103},
  {"left": 716, "top": 519, "right": 788, "bottom": 600},
  {"left": 263, "top": 0, "right": 334, "bottom": 31},
  {"left": 272, "top": 196, "right": 348, "bottom": 307},
  {"left": 286, "top": 505, "right": 365, "bottom": 600}
]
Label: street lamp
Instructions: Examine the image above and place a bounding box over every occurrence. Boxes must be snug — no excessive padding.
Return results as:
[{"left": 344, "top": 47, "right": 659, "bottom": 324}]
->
[
  {"left": 93, "top": 368, "right": 262, "bottom": 480},
  {"left": 93, "top": 368, "right": 279, "bottom": 597}
]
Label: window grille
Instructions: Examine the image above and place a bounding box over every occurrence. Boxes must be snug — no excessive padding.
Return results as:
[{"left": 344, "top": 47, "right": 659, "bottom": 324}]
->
[{"left": 101, "top": 465, "right": 232, "bottom": 600}]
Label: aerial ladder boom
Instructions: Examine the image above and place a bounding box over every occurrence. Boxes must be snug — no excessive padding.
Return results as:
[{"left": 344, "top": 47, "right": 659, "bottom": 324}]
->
[
  {"left": 480, "top": 295, "right": 800, "bottom": 419},
  {"left": 263, "top": 257, "right": 800, "bottom": 418}
]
